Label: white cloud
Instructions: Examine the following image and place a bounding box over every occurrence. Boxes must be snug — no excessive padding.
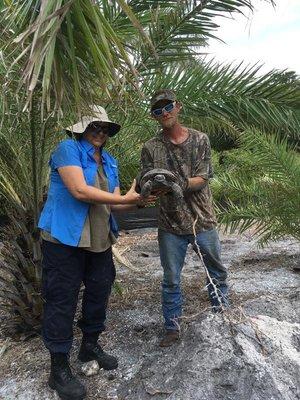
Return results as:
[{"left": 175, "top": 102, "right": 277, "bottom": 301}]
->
[{"left": 207, "top": 0, "right": 300, "bottom": 73}]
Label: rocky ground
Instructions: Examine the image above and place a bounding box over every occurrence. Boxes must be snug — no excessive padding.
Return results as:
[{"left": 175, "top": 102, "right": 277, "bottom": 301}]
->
[{"left": 0, "top": 228, "right": 299, "bottom": 400}]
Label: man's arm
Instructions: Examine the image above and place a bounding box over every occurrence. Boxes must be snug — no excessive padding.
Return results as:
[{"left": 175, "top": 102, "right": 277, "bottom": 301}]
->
[
  {"left": 140, "top": 145, "right": 154, "bottom": 171},
  {"left": 187, "top": 134, "right": 212, "bottom": 192},
  {"left": 187, "top": 176, "right": 207, "bottom": 192}
]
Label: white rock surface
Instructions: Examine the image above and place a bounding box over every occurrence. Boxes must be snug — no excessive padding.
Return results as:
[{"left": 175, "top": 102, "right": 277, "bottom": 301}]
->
[{"left": 79, "top": 360, "right": 100, "bottom": 376}]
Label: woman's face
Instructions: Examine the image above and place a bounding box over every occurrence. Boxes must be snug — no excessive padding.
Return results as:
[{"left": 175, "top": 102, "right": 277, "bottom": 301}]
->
[{"left": 84, "top": 122, "right": 110, "bottom": 148}]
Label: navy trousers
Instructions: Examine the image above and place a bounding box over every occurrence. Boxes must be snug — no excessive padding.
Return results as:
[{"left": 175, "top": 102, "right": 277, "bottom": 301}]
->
[{"left": 41, "top": 240, "right": 116, "bottom": 353}]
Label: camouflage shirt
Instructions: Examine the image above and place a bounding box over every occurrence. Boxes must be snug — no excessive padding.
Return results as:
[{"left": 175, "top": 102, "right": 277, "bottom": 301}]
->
[{"left": 140, "top": 128, "right": 217, "bottom": 235}]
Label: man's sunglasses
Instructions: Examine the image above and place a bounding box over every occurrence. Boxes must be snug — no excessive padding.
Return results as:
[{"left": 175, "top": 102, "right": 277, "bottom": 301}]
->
[{"left": 152, "top": 101, "right": 176, "bottom": 117}]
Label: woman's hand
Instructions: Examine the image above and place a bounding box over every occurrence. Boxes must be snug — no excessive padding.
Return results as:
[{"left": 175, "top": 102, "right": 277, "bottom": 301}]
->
[
  {"left": 122, "top": 179, "right": 141, "bottom": 204},
  {"left": 111, "top": 185, "right": 157, "bottom": 211}
]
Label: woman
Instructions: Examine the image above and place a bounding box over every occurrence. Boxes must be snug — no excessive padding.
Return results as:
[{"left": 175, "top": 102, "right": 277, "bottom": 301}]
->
[{"left": 38, "top": 106, "right": 148, "bottom": 400}]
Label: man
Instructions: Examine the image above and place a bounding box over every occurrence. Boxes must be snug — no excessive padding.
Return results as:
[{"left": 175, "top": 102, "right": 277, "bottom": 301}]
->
[{"left": 140, "top": 89, "right": 229, "bottom": 347}]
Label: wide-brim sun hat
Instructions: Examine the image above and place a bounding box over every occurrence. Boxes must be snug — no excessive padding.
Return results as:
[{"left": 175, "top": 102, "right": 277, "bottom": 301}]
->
[{"left": 66, "top": 105, "right": 121, "bottom": 137}]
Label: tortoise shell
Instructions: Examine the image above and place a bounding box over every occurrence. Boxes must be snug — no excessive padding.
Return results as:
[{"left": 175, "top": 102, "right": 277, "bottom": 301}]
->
[{"left": 138, "top": 168, "right": 183, "bottom": 198}]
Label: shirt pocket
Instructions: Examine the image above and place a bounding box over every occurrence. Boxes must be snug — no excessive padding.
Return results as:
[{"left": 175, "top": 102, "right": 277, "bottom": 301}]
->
[
  {"left": 82, "top": 162, "right": 97, "bottom": 185},
  {"left": 105, "top": 163, "right": 119, "bottom": 192}
]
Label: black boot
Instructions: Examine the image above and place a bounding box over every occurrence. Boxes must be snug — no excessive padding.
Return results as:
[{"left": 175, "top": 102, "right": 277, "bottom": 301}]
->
[
  {"left": 49, "top": 353, "right": 86, "bottom": 400},
  {"left": 78, "top": 332, "right": 118, "bottom": 370}
]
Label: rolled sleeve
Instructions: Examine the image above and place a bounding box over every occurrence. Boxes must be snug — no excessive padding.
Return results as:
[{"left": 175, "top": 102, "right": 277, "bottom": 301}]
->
[{"left": 50, "top": 141, "right": 82, "bottom": 169}]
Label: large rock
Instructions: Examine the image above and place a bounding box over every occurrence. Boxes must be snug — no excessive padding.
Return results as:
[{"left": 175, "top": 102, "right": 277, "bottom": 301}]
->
[{"left": 119, "top": 295, "right": 300, "bottom": 400}]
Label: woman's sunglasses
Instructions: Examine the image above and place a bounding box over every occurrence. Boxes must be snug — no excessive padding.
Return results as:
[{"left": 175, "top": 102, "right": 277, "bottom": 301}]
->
[
  {"left": 89, "top": 123, "right": 110, "bottom": 135},
  {"left": 152, "top": 101, "right": 176, "bottom": 117}
]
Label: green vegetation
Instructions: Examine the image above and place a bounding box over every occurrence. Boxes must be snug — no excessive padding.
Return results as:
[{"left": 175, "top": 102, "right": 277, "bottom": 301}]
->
[
  {"left": 213, "top": 130, "right": 300, "bottom": 244},
  {"left": 0, "top": 0, "right": 299, "bottom": 333}
]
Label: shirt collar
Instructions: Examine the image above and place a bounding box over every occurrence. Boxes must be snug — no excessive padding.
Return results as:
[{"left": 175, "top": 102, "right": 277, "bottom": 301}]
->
[
  {"left": 79, "top": 138, "right": 108, "bottom": 163},
  {"left": 157, "top": 128, "right": 191, "bottom": 144},
  {"left": 79, "top": 138, "right": 95, "bottom": 155}
]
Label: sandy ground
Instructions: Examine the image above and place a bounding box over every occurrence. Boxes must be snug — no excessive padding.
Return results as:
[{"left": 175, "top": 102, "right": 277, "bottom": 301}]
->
[{"left": 0, "top": 228, "right": 299, "bottom": 400}]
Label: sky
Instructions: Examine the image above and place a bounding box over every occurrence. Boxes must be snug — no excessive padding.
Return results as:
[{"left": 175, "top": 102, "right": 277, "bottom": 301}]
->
[{"left": 207, "top": 0, "right": 300, "bottom": 74}]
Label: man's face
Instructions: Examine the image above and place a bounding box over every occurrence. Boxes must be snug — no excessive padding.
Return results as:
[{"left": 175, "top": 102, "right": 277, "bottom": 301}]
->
[{"left": 151, "top": 100, "right": 181, "bottom": 129}]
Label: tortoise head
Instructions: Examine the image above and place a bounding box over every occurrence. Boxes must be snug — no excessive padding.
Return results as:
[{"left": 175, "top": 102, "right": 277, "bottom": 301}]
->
[
  {"left": 139, "top": 168, "right": 177, "bottom": 186},
  {"left": 154, "top": 174, "right": 166, "bottom": 183}
]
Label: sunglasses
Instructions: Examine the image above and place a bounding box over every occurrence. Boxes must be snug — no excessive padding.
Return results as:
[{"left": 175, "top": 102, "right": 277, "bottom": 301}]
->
[
  {"left": 89, "top": 123, "right": 110, "bottom": 135},
  {"left": 152, "top": 101, "right": 176, "bottom": 117}
]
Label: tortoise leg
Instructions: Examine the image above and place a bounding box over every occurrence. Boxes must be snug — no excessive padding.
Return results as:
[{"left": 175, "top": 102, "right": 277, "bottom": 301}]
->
[
  {"left": 171, "top": 183, "right": 184, "bottom": 199},
  {"left": 141, "top": 180, "right": 153, "bottom": 197}
]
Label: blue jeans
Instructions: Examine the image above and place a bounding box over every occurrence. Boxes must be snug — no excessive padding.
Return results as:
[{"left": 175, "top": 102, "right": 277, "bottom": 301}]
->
[{"left": 158, "top": 228, "right": 228, "bottom": 330}]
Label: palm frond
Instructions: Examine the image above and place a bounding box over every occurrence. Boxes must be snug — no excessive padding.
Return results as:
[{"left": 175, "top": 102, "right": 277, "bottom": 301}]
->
[
  {"left": 140, "top": 60, "right": 300, "bottom": 144},
  {"left": 215, "top": 130, "right": 300, "bottom": 245},
  {"left": 1, "top": 0, "right": 275, "bottom": 114},
  {"left": 130, "top": 0, "right": 263, "bottom": 71},
  {"left": 2, "top": 0, "right": 137, "bottom": 113},
  {"left": 240, "top": 129, "right": 300, "bottom": 182}
]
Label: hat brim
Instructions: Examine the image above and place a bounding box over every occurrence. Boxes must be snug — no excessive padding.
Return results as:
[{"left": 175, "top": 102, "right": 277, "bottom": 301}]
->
[
  {"left": 65, "top": 117, "right": 121, "bottom": 137},
  {"left": 150, "top": 91, "right": 176, "bottom": 109},
  {"left": 107, "top": 122, "right": 121, "bottom": 137}
]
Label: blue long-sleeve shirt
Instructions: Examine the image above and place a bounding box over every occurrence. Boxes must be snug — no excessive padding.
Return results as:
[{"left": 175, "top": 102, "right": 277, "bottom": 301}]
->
[{"left": 38, "top": 138, "right": 119, "bottom": 246}]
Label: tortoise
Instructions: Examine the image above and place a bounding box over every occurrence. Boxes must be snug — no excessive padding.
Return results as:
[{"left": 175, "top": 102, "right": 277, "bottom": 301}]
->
[{"left": 137, "top": 168, "right": 184, "bottom": 199}]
